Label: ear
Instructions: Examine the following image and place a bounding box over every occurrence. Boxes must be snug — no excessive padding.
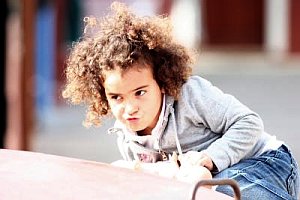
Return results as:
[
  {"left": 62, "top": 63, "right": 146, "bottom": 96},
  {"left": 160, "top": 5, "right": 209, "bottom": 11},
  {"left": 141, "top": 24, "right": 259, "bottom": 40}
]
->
[{"left": 161, "top": 88, "right": 165, "bottom": 93}]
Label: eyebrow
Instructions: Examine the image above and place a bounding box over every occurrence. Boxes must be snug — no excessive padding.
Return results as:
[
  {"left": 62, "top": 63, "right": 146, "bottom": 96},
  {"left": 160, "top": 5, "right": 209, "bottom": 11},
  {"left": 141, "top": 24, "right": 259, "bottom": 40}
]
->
[{"left": 107, "top": 85, "right": 149, "bottom": 96}]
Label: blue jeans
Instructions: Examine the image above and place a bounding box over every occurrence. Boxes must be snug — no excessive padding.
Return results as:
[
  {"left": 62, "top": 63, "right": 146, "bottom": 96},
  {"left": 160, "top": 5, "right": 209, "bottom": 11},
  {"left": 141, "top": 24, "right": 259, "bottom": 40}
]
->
[{"left": 214, "top": 145, "right": 299, "bottom": 200}]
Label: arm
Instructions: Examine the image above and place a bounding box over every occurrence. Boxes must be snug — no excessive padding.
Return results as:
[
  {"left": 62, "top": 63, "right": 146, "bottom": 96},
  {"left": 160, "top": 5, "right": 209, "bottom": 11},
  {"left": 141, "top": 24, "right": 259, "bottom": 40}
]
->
[{"left": 181, "top": 76, "right": 264, "bottom": 172}]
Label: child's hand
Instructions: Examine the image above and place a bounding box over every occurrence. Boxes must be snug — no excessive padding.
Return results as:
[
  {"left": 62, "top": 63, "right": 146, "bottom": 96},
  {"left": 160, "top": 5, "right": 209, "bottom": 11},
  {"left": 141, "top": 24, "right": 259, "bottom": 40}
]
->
[
  {"left": 177, "top": 151, "right": 213, "bottom": 186},
  {"left": 178, "top": 151, "right": 214, "bottom": 171},
  {"left": 176, "top": 165, "right": 212, "bottom": 186},
  {"left": 111, "top": 154, "right": 212, "bottom": 187},
  {"left": 111, "top": 159, "right": 180, "bottom": 178}
]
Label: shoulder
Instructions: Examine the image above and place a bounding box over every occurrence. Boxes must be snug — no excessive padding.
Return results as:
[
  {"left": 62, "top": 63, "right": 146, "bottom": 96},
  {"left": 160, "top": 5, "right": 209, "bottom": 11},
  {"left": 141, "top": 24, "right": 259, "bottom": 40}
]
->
[
  {"left": 183, "top": 76, "right": 214, "bottom": 91},
  {"left": 181, "top": 75, "right": 217, "bottom": 97},
  {"left": 179, "top": 75, "right": 233, "bottom": 108}
]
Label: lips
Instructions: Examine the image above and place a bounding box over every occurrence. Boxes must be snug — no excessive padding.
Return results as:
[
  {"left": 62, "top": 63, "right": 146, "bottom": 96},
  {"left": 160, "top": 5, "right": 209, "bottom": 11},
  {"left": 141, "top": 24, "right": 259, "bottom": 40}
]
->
[
  {"left": 127, "top": 117, "right": 139, "bottom": 121},
  {"left": 125, "top": 117, "right": 140, "bottom": 126}
]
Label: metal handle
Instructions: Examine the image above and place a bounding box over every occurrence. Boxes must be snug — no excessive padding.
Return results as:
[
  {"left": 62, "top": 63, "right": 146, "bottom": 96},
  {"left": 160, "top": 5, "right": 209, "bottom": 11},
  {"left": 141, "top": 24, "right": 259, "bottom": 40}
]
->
[{"left": 189, "top": 178, "right": 241, "bottom": 200}]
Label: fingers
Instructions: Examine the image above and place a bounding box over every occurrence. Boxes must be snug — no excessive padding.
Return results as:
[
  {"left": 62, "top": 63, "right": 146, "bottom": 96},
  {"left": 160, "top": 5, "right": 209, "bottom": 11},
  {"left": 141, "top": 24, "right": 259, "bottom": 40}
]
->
[
  {"left": 111, "top": 158, "right": 213, "bottom": 186},
  {"left": 178, "top": 151, "right": 214, "bottom": 171},
  {"left": 176, "top": 165, "right": 212, "bottom": 187}
]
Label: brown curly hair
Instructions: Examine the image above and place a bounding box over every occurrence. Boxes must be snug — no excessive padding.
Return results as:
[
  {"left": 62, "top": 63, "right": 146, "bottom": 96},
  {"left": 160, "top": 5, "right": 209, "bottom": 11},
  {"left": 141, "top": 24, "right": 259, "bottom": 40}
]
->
[{"left": 62, "top": 2, "right": 194, "bottom": 127}]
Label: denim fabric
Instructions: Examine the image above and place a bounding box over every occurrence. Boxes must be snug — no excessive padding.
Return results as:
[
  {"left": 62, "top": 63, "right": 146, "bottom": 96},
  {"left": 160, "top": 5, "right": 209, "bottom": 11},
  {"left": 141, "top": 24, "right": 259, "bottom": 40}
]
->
[{"left": 214, "top": 145, "right": 300, "bottom": 200}]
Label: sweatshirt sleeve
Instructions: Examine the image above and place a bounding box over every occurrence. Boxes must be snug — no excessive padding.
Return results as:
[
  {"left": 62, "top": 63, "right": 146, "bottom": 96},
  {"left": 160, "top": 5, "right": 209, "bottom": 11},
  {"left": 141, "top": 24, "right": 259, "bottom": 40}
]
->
[{"left": 182, "top": 76, "right": 264, "bottom": 172}]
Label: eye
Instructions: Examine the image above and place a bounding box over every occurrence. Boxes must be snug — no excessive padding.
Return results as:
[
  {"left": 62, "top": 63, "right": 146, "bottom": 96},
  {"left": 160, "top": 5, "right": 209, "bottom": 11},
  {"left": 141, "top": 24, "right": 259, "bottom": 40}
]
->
[
  {"left": 135, "top": 90, "right": 146, "bottom": 96},
  {"left": 110, "top": 95, "right": 122, "bottom": 101}
]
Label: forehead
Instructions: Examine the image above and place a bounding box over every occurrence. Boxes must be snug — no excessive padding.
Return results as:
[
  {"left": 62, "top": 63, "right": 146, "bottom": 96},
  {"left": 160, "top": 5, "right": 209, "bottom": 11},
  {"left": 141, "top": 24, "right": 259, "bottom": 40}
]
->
[{"left": 103, "top": 65, "right": 154, "bottom": 93}]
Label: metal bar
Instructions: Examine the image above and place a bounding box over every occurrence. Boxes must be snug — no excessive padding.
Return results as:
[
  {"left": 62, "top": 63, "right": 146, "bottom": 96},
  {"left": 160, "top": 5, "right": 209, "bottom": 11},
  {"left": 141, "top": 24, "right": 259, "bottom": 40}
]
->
[{"left": 190, "top": 178, "right": 241, "bottom": 200}]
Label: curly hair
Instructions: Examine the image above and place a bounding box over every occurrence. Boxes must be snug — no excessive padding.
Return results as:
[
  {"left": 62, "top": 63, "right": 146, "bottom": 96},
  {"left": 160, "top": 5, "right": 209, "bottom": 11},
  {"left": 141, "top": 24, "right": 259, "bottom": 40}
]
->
[{"left": 62, "top": 2, "right": 194, "bottom": 127}]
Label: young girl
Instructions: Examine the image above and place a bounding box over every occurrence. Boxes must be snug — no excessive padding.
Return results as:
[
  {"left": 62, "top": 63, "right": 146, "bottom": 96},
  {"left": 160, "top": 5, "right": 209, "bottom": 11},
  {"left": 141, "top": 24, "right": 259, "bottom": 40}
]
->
[{"left": 62, "top": 2, "right": 299, "bottom": 199}]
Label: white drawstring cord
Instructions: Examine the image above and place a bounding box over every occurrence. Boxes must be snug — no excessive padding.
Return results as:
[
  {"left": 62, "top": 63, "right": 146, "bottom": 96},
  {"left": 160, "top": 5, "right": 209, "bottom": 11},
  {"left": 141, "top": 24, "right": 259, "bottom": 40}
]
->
[{"left": 170, "top": 107, "right": 183, "bottom": 156}]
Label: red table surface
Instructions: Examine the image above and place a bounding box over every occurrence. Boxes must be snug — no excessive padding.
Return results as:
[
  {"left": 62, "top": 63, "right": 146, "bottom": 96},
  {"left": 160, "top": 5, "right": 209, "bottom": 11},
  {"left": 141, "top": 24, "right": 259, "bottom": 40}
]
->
[{"left": 0, "top": 149, "right": 234, "bottom": 200}]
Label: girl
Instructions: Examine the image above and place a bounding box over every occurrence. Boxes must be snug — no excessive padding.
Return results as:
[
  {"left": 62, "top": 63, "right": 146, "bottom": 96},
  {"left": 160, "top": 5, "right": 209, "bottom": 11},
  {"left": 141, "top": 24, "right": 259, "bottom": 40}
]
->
[{"left": 62, "top": 2, "right": 299, "bottom": 199}]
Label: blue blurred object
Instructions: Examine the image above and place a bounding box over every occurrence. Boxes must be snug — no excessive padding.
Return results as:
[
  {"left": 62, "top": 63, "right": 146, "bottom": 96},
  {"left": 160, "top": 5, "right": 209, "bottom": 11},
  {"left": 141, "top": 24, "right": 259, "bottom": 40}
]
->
[{"left": 35, "top": 3, "right": 55, "bottom": 123}]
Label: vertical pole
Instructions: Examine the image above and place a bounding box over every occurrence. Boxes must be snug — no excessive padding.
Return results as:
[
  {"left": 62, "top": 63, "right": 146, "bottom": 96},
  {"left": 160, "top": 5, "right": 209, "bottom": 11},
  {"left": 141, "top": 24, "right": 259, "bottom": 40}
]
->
[
  {"left": 21, "top": 0, "right": 37, "bottom": 150},
  {"left": 290, "top": 0, "right": 300, "bottom": 52},
  {"left": 265, "top": 0, "right": 289, "bottom": 56}
]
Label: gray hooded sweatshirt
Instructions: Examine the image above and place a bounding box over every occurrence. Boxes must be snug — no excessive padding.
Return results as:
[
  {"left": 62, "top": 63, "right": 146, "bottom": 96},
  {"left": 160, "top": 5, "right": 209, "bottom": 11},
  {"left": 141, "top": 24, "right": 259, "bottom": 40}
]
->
[{"left": 108, "top": 76, "right": 282, "bottom": 172}]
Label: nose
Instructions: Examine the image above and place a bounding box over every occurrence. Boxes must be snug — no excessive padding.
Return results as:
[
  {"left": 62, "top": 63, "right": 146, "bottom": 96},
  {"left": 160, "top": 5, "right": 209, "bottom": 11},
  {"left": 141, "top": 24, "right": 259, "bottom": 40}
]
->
[{"left": 124, "top": 101, "right": 139, "bottom": 116}]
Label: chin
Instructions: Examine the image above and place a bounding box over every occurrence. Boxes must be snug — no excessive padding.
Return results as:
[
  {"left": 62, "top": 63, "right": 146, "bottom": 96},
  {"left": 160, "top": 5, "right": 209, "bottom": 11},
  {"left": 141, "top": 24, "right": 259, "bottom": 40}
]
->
[
  {"left": 132, "top": 127, "right": 145, "bottom": 132},
  {"left": 127, "top": 125, "right": 144, "bottom": 132},
  {"left": 131, "top": 126, "right": 150, "bottom": 135}
]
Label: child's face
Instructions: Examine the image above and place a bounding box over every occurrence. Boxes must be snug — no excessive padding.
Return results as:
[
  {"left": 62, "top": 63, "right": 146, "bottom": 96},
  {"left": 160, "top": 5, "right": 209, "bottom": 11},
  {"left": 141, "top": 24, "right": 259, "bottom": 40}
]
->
[{"left": 103, "top": 64, "right": 164, "bottom": 135}]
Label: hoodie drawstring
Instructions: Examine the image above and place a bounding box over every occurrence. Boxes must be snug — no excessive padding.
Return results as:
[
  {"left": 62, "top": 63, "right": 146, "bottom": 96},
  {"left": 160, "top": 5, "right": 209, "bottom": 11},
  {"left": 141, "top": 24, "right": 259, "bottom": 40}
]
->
[{"left": 169, "top": 106, "right": 183, "bottom": 156}]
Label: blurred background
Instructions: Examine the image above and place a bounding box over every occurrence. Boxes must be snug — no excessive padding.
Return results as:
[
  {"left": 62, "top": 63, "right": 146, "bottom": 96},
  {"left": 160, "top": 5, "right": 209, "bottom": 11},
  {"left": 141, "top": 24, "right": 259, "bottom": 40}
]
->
[{"left": 1, "top": 0, "right": 300, "bottom": 165}]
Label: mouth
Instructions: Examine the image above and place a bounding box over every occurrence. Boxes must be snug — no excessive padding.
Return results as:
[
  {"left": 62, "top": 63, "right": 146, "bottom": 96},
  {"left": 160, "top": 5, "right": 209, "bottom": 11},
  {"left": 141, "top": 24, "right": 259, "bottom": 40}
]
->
[{"left": 126, "top": 117, "right": 139, "bottom": 122}]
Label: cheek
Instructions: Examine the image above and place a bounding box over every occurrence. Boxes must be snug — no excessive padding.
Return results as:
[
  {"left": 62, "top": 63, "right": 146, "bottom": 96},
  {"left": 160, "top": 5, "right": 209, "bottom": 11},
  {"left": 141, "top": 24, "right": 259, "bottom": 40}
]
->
[{"left": 110, "top": 104, "right": 123, "bottom": 119}]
